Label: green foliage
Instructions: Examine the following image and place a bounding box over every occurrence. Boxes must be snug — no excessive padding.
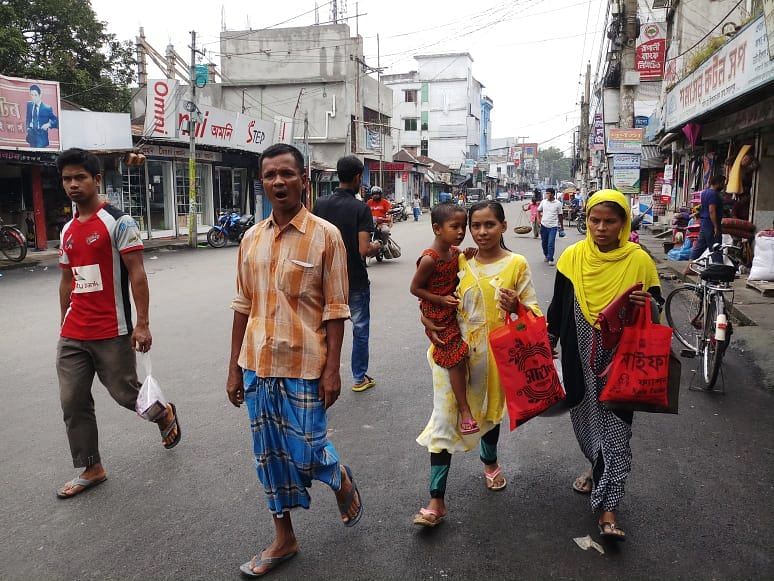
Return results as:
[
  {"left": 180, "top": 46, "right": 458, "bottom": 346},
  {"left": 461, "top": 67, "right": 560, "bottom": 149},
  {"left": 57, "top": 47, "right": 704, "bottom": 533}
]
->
[
  {"left": 685, "top": 36, "right": 728, "bottom": 77},
  {"left": 538, "top": 146, "right": 572, "bottom": 183},
  {"left": 0, "top": 0, "right": 136, "bottom": 112}
]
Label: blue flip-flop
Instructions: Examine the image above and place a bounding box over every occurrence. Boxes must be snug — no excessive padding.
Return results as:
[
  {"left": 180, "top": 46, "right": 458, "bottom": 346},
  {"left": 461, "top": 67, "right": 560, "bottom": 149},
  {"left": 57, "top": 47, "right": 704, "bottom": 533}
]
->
[
  {"left": 239, "top": 550, "right": 298, "bottom": 578},
  {"left": 337, "top": 465, "right": 364, "bottom": 527}
]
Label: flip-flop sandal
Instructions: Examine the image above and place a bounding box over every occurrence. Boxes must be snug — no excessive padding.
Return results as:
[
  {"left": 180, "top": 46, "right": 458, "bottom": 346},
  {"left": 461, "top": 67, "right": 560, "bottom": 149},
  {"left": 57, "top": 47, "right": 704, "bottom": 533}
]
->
[
  {"left": 598, "top": 521, "right": 627, "bottom": 542},
  {"left": 56, "top": 475, "right": 107, "bottom": 499},
  {"left": 337, "top": 465, "right": 364, "bottom": 527},
  {"left": 460, "top": 418, "right": 480, "bottom": 436},
  {"left": 572, "top": 474, "right": 593, "bottom": 494},
  {"left": 239, "top": 550, "right": 298, "bottom": 578},
  {"left": 413, "top": 508, "right": 445, "bottom": 528},
  {"left": 158, "top": 402, "right": 181, "bottom": 450},
  {"left": 485, "top": 467, "right": 507, "bottom": 491}
]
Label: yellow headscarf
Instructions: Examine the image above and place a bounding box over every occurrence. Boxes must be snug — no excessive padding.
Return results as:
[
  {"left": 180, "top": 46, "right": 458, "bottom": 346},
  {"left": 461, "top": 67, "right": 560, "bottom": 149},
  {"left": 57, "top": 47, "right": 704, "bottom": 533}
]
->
[{"left": 556, "top": 189, "right": 660, "bottom": 326}]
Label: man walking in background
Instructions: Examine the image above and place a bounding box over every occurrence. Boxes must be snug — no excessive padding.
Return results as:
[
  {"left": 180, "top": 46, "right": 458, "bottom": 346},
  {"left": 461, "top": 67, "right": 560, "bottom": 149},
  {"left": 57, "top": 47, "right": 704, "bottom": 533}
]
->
[
  {"left": 315, "top": 155, "right": 380, "bottom": 393},
  {"left": 691, "top": 175, "right": 726, "bottom": 262},
  {"left": 538, "top": 187, "right": 564, "bottom": 265},
  {"left": 55, "top": 148, "right": 180, "bottom": 499}
]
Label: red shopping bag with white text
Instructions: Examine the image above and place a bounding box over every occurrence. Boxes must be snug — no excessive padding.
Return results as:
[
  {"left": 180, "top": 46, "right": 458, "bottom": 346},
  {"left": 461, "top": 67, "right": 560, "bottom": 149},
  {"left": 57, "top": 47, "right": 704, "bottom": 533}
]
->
[
  {"left": 489, "top": 304, "right": 565, "bottom": 430},
  {"left": 599, "top": 299, "right": 672, "bottom": 408}
]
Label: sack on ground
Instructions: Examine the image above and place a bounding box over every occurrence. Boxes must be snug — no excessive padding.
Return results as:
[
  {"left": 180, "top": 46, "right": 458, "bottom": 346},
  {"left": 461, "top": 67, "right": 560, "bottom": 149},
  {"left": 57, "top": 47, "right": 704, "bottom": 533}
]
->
[
  {"left": 600, "top": 299, "right": 672, "bottom": 409},
  {"left": 489, "top": 304, "right": 565, "bottom": 430},
  {"left": 135, "top": 352, "right": 168, "bottom": 421},
  {"left": 749, "top": 231, "right": 774, "bottom": 281}
]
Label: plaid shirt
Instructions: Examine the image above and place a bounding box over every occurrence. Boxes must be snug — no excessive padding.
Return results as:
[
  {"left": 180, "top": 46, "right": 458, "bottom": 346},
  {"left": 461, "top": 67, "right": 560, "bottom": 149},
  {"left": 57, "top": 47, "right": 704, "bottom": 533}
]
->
[{"left": 231, "top": 206, "right": 351, "bottom": 379}]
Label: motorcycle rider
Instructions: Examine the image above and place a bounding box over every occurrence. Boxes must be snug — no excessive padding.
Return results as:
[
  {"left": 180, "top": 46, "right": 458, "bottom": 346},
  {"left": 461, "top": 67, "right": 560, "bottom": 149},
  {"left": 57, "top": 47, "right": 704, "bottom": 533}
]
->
[{"left": 367, "top": 186, "right": 393, "bottom": 246}]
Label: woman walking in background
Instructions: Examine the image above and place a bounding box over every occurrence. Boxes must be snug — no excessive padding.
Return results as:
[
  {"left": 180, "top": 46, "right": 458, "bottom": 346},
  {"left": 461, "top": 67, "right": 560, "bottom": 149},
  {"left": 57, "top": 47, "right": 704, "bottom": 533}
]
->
[{"left": 547, "top": 190, "right": 662, "bottom": 541}]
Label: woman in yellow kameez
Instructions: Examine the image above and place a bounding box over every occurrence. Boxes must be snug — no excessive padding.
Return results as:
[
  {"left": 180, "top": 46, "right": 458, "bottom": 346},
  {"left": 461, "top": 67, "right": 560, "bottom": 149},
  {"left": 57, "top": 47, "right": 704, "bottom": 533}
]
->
[{"left": 413, "top": 201, "right": 541, "bottom": 527}]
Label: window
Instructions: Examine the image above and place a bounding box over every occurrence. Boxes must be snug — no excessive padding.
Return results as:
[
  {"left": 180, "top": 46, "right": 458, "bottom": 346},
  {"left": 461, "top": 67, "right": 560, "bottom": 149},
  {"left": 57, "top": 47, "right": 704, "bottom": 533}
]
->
[
  {"left": 404, "top": 89, "right": 418, "bottom": 103},
  {"left": 421, "top": 111, "right": 429, "bottom": 131},
  {"left": 421, "top": 139, "right": 428, "bottom": 157},
  {"left": 421, "top": 83, "right": 429, "bottom": 103},
  {"left": 404, "top": 118, "right": 418, "bottom": 131}
]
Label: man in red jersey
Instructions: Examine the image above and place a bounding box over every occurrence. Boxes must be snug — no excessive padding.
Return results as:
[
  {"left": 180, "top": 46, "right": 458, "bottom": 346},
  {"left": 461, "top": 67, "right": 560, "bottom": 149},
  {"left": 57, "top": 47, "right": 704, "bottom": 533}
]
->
[{"left": 55, "top": 148, "right": 181, "bottom": 499}]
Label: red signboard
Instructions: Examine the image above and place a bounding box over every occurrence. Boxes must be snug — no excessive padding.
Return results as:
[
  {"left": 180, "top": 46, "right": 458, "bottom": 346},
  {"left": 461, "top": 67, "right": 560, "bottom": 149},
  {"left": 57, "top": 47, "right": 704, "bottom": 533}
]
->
[
  {"left": 636, "top": 22, "right": 666, "bottom": 81},
  {"left": 0, "top": 74, "right": 62, "bottom": 151},
  {"left": 367, "top": 161, "right": 409, "bottom": 172}
]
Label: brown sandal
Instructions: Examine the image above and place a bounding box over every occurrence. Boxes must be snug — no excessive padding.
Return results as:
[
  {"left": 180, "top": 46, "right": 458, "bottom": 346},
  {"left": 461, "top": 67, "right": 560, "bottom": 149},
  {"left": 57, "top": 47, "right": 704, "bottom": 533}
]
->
[{"left": 598, "top": 520, "right": 626, "bottom": 541}]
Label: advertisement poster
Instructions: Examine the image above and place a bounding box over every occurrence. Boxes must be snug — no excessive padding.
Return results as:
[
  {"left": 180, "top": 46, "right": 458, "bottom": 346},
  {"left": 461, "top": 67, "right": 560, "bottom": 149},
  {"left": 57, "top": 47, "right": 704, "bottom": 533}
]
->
[
  {"left": 636, "top": 22, "right": 667, "bottom": 81},
  {"left": 0, "top": 74, "right": 61, "bottom": 150},
  {"left": 612, "top": 154, "right": 641, "bottom": 194},
  {"left": 607, "top": 128, "right": 644, "bottom": 154}
]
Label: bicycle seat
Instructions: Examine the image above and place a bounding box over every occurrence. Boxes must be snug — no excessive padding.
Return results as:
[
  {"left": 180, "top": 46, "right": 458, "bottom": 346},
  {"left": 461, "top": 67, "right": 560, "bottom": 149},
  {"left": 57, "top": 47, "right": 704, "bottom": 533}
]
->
[{"left": 700, "top": 264, "right": 736, "bottom": 283}]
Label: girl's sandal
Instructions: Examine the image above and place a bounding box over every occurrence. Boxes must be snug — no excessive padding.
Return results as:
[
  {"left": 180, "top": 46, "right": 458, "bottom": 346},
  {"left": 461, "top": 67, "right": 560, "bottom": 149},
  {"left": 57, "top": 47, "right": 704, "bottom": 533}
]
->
[
  {"left": 413, "top": 508, "right": 445, "bottom": 528},
  {"left": 598, "top": 521, "right": 627, "bottom": 541},
  {"left": 572, "top": 472, "right": 593, "bottom": 494},
  {"left": 484, "top": 467, "right": 507, "bottom": 491},
  {"left": 460, "top": 417, "right": 480, "bottom": 435}
]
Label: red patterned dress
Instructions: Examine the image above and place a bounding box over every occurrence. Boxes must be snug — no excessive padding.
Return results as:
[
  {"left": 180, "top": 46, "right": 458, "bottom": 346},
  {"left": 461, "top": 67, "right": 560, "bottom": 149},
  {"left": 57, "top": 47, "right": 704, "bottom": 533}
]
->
[{"left": 418, "top": 248, "right": 469, "bottom": 368}]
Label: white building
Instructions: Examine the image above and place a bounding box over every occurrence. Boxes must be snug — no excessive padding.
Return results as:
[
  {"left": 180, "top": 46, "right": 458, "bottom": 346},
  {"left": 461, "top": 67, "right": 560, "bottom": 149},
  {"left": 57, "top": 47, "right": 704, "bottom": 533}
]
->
[
  {"left": 382, "top": 53, "right": 483, "bottom": 170},
  {"left": 219, "top": 23, "right": 392, "bottom": 192}
]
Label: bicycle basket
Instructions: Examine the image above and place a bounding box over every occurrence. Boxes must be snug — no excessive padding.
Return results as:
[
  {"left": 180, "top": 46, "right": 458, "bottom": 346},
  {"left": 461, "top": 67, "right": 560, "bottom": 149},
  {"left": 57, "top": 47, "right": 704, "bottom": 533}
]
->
[{"left": 700, "top": 264, "right": 736, "bottom": 283}]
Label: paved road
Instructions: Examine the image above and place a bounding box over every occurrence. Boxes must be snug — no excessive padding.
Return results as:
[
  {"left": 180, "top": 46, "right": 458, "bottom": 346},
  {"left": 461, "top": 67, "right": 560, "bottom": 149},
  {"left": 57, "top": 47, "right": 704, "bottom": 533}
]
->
[{"left": 1, "top": 203, "right": 772, "bottom": 580}]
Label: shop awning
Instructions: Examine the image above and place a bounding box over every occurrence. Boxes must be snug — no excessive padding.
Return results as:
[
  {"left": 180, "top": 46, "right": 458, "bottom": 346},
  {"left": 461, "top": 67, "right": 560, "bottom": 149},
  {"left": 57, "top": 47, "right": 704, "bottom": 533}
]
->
[
  {"left": 640, "top": 145, "right": 665, "bottom": 169},
  {"left": 658, "top": 132, "right": 680, "bottom": 149}
]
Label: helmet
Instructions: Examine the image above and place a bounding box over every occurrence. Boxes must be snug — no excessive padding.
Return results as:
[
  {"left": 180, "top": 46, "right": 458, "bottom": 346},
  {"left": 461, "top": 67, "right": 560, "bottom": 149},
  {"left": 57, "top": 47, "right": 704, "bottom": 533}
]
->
[{"left": 370, "top": 186, "right": 382, "bottom": 194}]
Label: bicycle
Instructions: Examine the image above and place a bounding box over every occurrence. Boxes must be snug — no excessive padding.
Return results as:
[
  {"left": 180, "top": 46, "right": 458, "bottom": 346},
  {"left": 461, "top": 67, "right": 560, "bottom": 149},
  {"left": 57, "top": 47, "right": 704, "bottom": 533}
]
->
[
  {"left": 664, "top": 244, "right": 739, "bottom": 391},
  {"left": 0, "top": 217, "right": 27, "bottom": 262}
]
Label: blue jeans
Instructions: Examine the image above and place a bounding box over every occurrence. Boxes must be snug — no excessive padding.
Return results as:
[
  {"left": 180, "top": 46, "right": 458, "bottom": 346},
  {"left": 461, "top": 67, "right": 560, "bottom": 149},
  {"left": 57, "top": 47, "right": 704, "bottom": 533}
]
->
[
  {"left": 413, "top": 207, "right": 421, "bottom": 221},
  {"left": 541, "top": 225, "right": 559, "bottom": 261},
  {"left": 349, "top": 286, "right": 371, "bottom": 383},
  {"left": 691, "top": 224, "right": 722, "bottom": 261}
]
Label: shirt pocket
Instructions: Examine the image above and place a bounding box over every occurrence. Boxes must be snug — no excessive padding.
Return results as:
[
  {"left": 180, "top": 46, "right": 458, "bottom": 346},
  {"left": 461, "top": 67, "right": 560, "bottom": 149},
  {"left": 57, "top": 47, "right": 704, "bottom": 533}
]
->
[{"left": 277, "top": 258, "right": 320, "bottom": 298}]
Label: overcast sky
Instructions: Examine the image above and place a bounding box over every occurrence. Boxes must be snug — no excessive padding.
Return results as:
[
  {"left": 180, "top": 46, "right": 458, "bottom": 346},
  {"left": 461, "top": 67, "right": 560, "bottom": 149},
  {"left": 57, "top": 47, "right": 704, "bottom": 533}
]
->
[{"left": 92, "top": 0, "right": 611, "bottom": 155}]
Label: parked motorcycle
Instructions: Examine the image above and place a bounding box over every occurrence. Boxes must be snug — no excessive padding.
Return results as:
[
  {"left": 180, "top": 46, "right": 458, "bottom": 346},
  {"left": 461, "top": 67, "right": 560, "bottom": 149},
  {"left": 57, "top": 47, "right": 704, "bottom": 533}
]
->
[
  {"left": 207, "top": 209, "right": 255, "bottom": 248},
  {"left": 389, "top": 200, "right": 409, "bottom": 222}
]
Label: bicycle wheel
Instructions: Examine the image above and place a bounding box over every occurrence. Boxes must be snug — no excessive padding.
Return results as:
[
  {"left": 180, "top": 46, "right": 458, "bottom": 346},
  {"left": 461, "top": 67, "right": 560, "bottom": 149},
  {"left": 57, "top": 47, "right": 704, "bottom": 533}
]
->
[
  {"left": 0, "top": 227, "right": 26, "bottom": 262},
  {"left": 665, "top": 284, "right": 703, "bottom": 352},
  {"left": 702, "top": 294, "right": 729, "bottom": 390}
]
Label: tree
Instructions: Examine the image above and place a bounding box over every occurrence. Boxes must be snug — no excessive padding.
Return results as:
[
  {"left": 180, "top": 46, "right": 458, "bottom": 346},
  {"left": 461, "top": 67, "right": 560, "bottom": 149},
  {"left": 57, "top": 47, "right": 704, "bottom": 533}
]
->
[
  {"left": 0, "top": 0, "right": 136, "bottom": 112},
  {"left": 538, "top": 146, "right": 572, "bottom": 184}
]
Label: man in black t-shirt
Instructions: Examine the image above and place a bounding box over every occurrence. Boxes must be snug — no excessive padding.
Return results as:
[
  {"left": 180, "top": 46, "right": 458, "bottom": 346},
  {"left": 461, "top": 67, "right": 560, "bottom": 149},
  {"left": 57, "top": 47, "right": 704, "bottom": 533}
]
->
[{"left": 314, "top": 156, "right": 380, "bottom": 392}]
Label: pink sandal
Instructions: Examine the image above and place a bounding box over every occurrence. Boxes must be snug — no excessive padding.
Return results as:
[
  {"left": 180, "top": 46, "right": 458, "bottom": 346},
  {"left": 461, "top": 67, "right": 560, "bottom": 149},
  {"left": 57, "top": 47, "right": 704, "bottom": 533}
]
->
[
  {"left": 413, "top": 507, "right": 445, "bottom": 527},
  {"left": 460, "top": 416, "right": 480, "bottom": 436}
]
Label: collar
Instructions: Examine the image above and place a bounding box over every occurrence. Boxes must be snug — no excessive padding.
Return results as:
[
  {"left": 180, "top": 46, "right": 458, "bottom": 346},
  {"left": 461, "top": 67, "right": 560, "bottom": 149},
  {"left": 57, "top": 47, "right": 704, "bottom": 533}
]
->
[
  {"left": 265, "top": 205, "right": 309, "bottom": 234},
  {"left": 334, "top": 187, "right": 357, "bottom": 196}
]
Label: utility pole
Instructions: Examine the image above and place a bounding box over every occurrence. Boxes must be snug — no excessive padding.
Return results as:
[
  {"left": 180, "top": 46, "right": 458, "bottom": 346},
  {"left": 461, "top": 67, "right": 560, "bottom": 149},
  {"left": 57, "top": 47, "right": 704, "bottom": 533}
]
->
[
  {"left": 187, "top": 30, "right": 198, "bottom": 248},
  {"left": 304, "top": 112, "right": 310, "bottom": 207},
  {"left": 619, "top": 0, "right": 638, "bottom": 129},
  {"left": 377, "top": 33, "right": 383, "bottom": 189},
  {"left": 135, "top": 27, "right": 148, "bottom": 87},
  {"left": 580, "top": 61, "right": 591, "bottom": 195}
]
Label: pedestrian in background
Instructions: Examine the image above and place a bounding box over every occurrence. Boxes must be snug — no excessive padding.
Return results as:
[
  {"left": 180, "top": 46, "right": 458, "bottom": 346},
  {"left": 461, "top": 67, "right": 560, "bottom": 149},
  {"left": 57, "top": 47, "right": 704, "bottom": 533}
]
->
[
  {"left": 538, "top": 187, "right": 564, "bottom": 265},
  {"left": 413, "top": 201, "right": 541, "bottom": 527},
  {"left": 314, "top": 155, "right": 381, "bottom": 393},
  {"left": 412, "top": 194, "right": 422, "bottom": 221},
  {"left": 54, "top": 148, "right": 180, "bottom": 499},
  {"left": 691, "top": 175, "right": 726, "bottom": 262},
  {"left": 227, "top": 144, "right": 363, "bottom": 578},
  {"left": 522, "top": 194, "right": 541, "bottom": 238},
  {"left": 547, "top": 189, "right": 661, "bottom": 542}
]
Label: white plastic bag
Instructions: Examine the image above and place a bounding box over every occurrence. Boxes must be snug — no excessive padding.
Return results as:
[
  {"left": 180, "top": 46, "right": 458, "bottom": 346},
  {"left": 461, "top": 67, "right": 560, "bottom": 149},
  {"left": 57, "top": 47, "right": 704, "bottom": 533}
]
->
[
  {"left": 135, "top": 352, "right": 167, "bottom": 421},
  {"left": 749, "top": 232, "right": 774, "bottom": 281}
]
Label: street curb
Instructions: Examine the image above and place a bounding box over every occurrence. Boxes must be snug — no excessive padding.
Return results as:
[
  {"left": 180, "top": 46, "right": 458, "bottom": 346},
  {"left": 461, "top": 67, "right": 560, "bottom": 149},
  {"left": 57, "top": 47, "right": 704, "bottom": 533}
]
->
[
  {"left": 0, "top": 240, "right": 201, "bottom": 272},
  {"left": 639, "top": 238, "right": 757, "bottom": 327}
]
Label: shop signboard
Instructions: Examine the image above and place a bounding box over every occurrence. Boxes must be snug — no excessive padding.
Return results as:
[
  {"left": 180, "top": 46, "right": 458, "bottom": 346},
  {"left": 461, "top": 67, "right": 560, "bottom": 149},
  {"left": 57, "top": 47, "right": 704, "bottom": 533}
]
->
[
  {"left": 0, "top": 74, "right": 62, "bottom": 151},
  {"left": 765, "top": 0, "right": 774, "bottom": 60},
  {"left": 635, "top": 22, "right": 667, "bottom": 81},
  {"left": 591, "top": 113, "right": 605, "bottom": 151},
  {"left": 521, "top": 143, "right": 538, "bottom": 159},
  {"left": 665, "top": 15, "right": 774, "bottom": 130},
  {"left": 612, "top": 154, "right": 641, "bottom": 194},
  {"left": 663, "top": 164, "right": 673, "bottom": 182},
  {"left": 143, "top": 78, "right": 275, "bottom": 153},
  {"left": 607, "top": 128, "right": 643, "bottom": 154},
  {"left": 60, "top": 111, "right": 132, "bottom": 151}
]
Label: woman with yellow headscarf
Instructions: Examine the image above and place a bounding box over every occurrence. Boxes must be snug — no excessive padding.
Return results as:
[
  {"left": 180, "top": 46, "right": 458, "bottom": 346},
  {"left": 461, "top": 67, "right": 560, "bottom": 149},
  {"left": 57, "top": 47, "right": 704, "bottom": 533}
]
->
[{"left": 547, "top": 189, "right": 662, "bottom": 542}]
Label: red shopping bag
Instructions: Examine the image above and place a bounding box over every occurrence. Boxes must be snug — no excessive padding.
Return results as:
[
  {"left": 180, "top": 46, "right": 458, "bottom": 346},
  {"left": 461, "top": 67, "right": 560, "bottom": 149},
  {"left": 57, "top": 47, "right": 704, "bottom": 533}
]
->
[
  {"left": 600, "top": 299, "right": 673, "bottom": 408},
  {"left": 489, "top": 304, "right": 565, "bottom": 430}
]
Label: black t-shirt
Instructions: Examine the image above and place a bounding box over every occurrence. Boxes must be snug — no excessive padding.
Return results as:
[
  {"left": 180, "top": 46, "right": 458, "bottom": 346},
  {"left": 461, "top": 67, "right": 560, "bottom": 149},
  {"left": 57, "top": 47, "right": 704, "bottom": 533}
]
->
[{"left": 314, "top": 188, "right": 375, "bottom": 291}]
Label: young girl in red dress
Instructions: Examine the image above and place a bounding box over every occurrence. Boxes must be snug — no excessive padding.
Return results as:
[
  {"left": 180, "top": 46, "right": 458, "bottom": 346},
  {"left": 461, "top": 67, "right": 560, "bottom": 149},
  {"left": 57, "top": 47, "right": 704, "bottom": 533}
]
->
[{"left": 410, "top": 203, "right": 479, "bottom": 435}]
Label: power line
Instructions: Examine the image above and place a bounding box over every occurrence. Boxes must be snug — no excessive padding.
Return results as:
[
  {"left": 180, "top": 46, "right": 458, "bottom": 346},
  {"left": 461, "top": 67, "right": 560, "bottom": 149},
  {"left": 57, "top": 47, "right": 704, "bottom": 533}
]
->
[{"left": 665, "top": 0, "right": 745, "bottom": 62}]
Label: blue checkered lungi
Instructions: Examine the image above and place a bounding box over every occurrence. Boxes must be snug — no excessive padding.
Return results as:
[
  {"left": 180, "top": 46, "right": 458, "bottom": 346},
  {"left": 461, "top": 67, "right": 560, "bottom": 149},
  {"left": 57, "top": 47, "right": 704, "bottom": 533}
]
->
[{"left": 243, "top": 372, "right": 342, "bottom": 515}]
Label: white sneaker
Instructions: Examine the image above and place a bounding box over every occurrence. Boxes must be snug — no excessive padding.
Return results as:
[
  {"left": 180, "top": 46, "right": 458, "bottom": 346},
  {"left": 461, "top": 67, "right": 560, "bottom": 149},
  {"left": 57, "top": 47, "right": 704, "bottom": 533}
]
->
[{"left": 548, "top": 260, "right": 555, "bottom": 266}]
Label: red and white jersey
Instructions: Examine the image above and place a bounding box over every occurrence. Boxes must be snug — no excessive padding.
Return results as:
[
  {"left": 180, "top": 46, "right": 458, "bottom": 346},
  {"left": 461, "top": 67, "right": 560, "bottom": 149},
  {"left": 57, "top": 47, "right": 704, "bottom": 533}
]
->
[{"left": 59, "top": 204, "right": 144, "bottom": 340}]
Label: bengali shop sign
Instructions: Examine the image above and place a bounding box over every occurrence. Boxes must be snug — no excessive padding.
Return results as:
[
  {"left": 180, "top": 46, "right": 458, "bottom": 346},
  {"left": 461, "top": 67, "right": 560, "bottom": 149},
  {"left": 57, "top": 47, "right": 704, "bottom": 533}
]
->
[
  {"left": 144, "top": 78, "right": 274, "bottom": 153},
  {"left": 665, "top": 15, "right": 774, "bottom": 130},
  {"left": 0, "top": 74, "right": 61, "bottom": 151},
  {"left": 636, "top": 22, "right": 666, "bottom": 81},
  {"left": 612, "top": 154, "right": 641, "bottom": 194},
  {"left": 607, "top": 128, "right": 643, "bottom": 154},
  {"left": 591, "top": 113, "right": 605, "bottom": 151}
]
